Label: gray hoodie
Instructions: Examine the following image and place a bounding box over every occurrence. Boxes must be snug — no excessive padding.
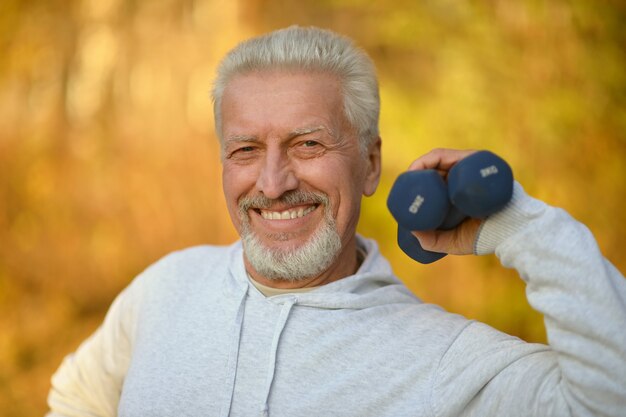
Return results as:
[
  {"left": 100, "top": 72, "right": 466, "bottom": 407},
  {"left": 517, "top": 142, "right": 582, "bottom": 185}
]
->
[{"left": 47, "top": 184, "right": 626, "bottom": 416}]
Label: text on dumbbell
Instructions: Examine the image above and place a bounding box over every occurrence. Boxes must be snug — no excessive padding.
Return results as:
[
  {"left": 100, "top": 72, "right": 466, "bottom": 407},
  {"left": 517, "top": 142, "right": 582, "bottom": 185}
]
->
[
  {"left": 480, "top": 165, "right": 498, "bottom": 178},
  {"left": 409, "top": 195, "right": 425, "bottom": 214}
]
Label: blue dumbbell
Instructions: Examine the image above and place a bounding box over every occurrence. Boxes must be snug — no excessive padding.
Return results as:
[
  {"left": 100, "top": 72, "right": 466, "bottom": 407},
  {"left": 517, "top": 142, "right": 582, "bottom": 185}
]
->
[{"left": 387, "top": 150, "right": 514, "bottom": 264}]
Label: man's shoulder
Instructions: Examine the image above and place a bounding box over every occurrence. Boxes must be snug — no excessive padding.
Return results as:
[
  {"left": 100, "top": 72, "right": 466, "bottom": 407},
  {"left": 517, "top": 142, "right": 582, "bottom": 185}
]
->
[
  {"left": 131, "top": 242, "right": 239, "bottom": 290},
  {"left": 160, "top": 243, "right": 237, "bottom": 265}
]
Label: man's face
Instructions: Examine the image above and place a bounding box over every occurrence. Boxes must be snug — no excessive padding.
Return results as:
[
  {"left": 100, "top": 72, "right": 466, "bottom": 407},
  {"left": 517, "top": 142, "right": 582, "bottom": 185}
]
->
[{"left": 220, "top": 70, "right": 380, "bottom": 283}]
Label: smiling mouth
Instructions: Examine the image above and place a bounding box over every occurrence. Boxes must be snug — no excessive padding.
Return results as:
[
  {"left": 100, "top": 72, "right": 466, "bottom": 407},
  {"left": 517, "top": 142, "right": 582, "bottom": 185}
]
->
[{"left": 256, "top": 205, "right": 318, "bottom": 220}]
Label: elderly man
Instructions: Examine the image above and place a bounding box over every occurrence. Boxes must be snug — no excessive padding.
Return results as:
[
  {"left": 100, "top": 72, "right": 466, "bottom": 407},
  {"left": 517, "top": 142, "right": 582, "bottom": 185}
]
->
[{"left": 48, "top": 26, "right": 626, "bottom": 417}]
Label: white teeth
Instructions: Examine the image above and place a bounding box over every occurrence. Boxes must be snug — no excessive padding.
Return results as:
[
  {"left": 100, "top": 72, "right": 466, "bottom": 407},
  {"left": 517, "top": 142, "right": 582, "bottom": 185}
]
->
[{"left": 261, "top": 206, "right": 316, "bottom": 220}]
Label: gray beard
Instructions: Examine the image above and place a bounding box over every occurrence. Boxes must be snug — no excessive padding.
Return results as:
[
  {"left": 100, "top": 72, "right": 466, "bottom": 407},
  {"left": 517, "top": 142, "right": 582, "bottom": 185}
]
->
[{"left": 238, "top": 191, "right": 342, "bottom": 282}]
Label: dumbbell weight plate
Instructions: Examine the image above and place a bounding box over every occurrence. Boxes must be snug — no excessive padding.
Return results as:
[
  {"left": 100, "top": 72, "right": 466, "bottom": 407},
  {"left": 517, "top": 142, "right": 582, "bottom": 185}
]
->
[
  {"left": 447, "top": 150, "right": 514, "bottom": 218},
  {"left": 386, "top": 169, "right": 450, "bottom": 231}
]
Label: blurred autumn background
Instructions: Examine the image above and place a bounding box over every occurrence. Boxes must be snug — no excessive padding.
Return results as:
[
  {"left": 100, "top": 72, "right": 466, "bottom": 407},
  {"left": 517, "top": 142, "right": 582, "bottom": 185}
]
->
[{"left": 1, "top": 0, "right": 625, "bottom": 414}]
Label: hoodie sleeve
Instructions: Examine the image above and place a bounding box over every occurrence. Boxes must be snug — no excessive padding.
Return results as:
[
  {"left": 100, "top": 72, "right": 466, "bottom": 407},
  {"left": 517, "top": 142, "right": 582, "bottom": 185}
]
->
[
  {"left": 431, "top": 182, "right": 626, "bottom": 417},
  {"left": 46, "top": 276, "right": 143, "bottom": 417}
]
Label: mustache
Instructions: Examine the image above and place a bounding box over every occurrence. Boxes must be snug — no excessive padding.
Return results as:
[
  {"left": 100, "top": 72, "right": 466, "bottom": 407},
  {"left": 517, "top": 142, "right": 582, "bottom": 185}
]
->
[{"left": 238, "top": 190, "right": 330, "bottom": 213}]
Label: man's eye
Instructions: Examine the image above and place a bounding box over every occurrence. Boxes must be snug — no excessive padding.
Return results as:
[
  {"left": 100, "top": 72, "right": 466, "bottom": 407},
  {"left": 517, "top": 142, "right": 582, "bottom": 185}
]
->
[
  {"left": 226, "top": 145, "right": 258, "bottom": 160},
  {"left": 292, "top": 139, "right": 325, "bottom": 158},
  {"left": 233, "top": 145, "right": 259, "bottom": 155}
]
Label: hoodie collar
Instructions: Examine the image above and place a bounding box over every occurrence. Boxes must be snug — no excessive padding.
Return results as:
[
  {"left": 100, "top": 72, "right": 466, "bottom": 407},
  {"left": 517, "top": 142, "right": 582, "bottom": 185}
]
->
[
  {"left": 225, "top": 234, "right": 418, "bottom": 309},
  {"left": 220, "top": 234, "right": 419, "bottom": 416}
]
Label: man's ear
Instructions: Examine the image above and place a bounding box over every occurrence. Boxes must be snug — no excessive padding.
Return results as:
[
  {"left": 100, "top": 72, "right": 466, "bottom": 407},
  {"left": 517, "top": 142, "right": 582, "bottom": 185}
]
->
[{"left": 363, "top": 136, "right": 382, "bottom": 197}]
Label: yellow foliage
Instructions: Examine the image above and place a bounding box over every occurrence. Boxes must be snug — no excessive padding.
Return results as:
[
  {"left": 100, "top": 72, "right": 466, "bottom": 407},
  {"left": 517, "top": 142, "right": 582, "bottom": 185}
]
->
[{"left": 0, "top": 0, "right": 624, "bottom": 414}]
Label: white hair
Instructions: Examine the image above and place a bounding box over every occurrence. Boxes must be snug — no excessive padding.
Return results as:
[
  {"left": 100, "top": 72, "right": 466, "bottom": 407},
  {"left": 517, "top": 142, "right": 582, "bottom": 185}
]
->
[{"left": 212, "top": 26, "right": 380, "bottom": 153}]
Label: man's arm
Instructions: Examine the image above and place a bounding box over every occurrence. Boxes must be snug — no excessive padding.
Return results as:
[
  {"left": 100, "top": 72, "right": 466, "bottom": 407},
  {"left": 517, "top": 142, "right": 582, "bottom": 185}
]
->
[
  {"left": 431, "top": 180, "right": 626, "bottom": 417},
  {"left": 46, "top": 280, "right": 140, "bottom": 417}
]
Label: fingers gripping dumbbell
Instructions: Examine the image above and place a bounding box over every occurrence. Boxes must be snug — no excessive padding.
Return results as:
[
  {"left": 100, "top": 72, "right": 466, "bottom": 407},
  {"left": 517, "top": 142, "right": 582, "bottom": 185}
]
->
[{"left": 386, "top": 151, "right": 514, "bottom": 264}]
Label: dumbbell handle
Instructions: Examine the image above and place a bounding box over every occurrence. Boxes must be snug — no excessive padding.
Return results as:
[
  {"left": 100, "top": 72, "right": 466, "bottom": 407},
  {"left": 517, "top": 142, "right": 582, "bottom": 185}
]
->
[{"left": 397, "top": 206, "right": 466, "bottom": 264}]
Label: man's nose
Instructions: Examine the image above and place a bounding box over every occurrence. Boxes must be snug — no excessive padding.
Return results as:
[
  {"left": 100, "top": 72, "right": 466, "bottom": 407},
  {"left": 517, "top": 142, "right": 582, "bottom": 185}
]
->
[{"left": 255, "top": 150, "right": 299, "bottom": 199}]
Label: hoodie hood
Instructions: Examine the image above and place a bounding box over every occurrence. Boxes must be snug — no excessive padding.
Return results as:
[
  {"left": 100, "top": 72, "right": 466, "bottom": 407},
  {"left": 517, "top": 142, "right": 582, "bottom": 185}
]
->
[
  {"left": 224, "top": 234, "right": 419, "bottom": 309},
  {"left": 219, "top": 235, "right": 420, "bottom": 417}
]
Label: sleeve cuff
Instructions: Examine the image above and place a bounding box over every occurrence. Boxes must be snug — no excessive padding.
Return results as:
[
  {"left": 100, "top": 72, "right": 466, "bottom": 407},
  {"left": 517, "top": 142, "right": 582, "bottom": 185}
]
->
[{"left": 474, "top": 181, "right": 547, "bottom": 255}]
